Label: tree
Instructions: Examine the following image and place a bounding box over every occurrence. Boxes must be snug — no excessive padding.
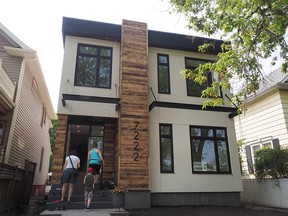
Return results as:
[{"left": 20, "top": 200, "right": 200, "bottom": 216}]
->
[
  {"left": 168, "top": 0, "right": 288, "bottom": 108},
  {"left": 49, "top": 119, "right": 58, "bottom": 172}
]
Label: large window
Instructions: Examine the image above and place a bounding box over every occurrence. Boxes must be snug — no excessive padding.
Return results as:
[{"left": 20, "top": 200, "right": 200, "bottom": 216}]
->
[
  {"left": 190, "top": 126, "right": 231, "bottom": 173},
  {"left": 185, "top": 58, "right": 213, "bottom": 97},
  {"left": 75, "top": 44, "right": 112, "bottom": 88},
  {"left": 159, "top": 124, "right": 174, "bottom": 173},
  {"left": 157, "top": 54, "right": 171, "bottom": 94}
]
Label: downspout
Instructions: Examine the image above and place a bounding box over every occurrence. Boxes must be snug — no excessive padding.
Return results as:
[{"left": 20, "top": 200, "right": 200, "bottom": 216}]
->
[{"left": 3, "top": 59, "right": 26, "bottom": 164}]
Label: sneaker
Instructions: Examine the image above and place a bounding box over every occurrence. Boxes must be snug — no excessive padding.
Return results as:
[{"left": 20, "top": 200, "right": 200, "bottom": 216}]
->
[
  {"left": 86, "top": 207, "right": 90, "bottom": 212},
  {"left": 84, "top": 207, "right": 87, "bottom": 211}
]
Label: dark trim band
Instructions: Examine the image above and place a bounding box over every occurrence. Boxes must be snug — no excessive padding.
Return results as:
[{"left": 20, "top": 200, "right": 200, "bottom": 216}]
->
[
  {"left": 62, "top": 94, "right": 120, "bottom": 104},
  {"left": 149, "top": 101, "right": 238, "bottom": 118}
]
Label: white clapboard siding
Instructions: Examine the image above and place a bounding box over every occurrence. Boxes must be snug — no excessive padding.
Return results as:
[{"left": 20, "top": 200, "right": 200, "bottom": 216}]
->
[
  {"left": 235, "top": 88, "right": 288, "bottom": 177},
  {"left": 8, "top": 65, "right": 51, "bottom": 186}
]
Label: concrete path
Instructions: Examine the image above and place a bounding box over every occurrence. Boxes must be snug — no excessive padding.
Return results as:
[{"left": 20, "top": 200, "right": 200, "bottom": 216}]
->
[{"left": 41, "top": 208, "right": 128, "bottom": 216}]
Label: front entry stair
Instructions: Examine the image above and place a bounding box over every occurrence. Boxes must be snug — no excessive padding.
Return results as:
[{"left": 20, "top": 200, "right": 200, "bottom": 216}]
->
[{"left": 46, "top": 184, "right": 113, "bottom": 210}]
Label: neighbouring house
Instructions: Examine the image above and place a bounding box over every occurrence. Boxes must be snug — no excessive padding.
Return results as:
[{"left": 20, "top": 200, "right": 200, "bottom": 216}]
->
[
  {"left": 234, "top": 67, "right": 288, "bottom": 209},
  {"left": 0, "top": 23, "right": 56, "bottom": 195},
  {"left": 234, "top": 67, "right": 288, "bottom": 177},
  {"left": 52, "top": 17, "right": 243, "bottom": 209}
]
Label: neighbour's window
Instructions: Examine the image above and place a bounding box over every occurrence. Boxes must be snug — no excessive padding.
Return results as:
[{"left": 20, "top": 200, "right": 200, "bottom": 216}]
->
[
  {"left": 185, "top": 58, "right": 214, "bottom": 97},
  {"left": 190, "top": 126, "right": 231, "bottom": 173},
  {"left": 31, "top": 77, "right": 38, "bottom": 97},
  {"left": 246, "top": 138, "right": 279, "bottom": 174},
  {"left": 39, "top": 147, "right": 44, "bottom": 172},
  {"left": 75, "top": 44, "right": 112, "bottom": 88},
  {"left": 157, "top": 54, "right": 170, "bottom": 94},
  {"left": 40, "top": 105, "right": 46, "bottom": 128},
  {"left": 159, "top": 124, "right": 174, "bottom": 173}
]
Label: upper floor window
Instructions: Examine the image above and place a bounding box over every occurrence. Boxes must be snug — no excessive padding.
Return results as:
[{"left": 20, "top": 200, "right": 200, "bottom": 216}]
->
[
  {"left": 185, "top": 58, "right": 213, "bottom": 97},
  {"left": 75, "top": 44, "right": 112, "bottom": 88},
  {"left": 31, "top": 77, "right": 38, "bottom": 97},
  {"left": 157, "top": 54, "right": 170, "bottom": 94},
  {"left": 159, "top": 124, "right": 174, "bottom": 173},
  {"left": 40, "top": 105, "right": 46, "bottom": 128},
  {"left": 190, "top": 126, "right": 231, "bottom": 173}
]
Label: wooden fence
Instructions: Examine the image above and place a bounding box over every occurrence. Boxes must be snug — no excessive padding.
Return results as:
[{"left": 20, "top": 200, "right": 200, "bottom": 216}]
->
[{"left": 0, "top": 160, "right": 36, "bottom": 213}]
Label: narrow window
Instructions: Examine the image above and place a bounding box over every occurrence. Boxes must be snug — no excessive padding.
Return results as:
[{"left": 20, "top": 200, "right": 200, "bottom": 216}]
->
[
  {"left": 157, "top": 54, "right": 170, "bottom": 94},
  {"left": 159, "top": 124, "right": 174, "bottom": 173},
  {"left": 185, "top": 58, "right": 213, "bottom": 97},
  {"left": 75, "top": 44, "right": 112, "bottom": 88},
  {"left": 40, "top": 105, "right": 46, "bottom": 128},
  {"left": 39, "top": 147, "right": 44, "bottom": 172},
  {"left": 190, "top": 126, "right": 231, "bottom": 173},
  {"left": 31, "top": 77, "right": 38, "bottom": 97}
]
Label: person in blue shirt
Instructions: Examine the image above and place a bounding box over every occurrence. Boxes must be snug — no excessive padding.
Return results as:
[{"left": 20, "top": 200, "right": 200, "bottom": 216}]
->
[{"left": 87, "top": 143, "right": 105, "bottom": 187}]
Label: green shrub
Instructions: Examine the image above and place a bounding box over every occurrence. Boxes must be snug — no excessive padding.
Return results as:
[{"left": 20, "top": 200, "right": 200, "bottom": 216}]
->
[{"left": 254, "top": 147, "right": 288, "bottom": 180}]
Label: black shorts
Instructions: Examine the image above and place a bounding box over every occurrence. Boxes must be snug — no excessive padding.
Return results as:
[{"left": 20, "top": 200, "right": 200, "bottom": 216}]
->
[{"left": 89, "top": 164, "right": 101, "bottom": 175}]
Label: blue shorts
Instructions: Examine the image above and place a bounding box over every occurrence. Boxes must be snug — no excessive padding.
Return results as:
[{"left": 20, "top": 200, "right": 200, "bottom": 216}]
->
[
  {"left": 89, "top": 164, "right": 101, "bottom": 175},
  {"left": 62, "top": 168, "right": 77, "bottom": 184}
]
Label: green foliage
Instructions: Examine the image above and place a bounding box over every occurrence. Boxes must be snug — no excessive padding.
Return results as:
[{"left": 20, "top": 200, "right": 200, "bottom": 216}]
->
[
  {"left": 168, "top": 0, "right": 288, "bottom": 107},
  {"left": 254, "top": 147, "right": 288, "bottom": 180},
  {"left": 48, "top": 119, "right": 58, "bottom": 172}
]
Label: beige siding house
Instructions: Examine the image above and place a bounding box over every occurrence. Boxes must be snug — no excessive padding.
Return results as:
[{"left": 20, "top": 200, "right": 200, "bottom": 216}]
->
[
  {"left": 52, "top": 17, "right": 242, "bottom": 209},
  {"left": 234, "top": 68, "right": 288, "bottom": 176},
  {"left": 0, "top": 23, "right": 56, "bottom": 194}
]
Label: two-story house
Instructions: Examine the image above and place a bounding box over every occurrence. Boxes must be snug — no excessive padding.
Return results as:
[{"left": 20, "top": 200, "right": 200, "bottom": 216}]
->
[
  {"left": 0, "top": 23, "right": 56, "bottom": 195},
  {"left": 234, "top": 67, "right": 288, "bottom": 176},
  {"left": 52, "top": 17, "right": 243, "bottom": 209}
]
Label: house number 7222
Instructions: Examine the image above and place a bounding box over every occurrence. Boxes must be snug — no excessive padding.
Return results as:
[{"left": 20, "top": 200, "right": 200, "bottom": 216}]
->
[{"left": 133, "top": 121, "right": 140, "bottom": 161}]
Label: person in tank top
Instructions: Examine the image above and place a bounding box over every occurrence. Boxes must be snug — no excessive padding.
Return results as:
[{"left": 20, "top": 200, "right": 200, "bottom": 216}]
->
[{"left": 88, "top": 142, "right": 105, "bottom": 186}]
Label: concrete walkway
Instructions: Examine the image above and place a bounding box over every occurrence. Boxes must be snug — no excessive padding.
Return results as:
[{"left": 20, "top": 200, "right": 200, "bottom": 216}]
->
[{"left": 41, "top": 208, "right": 128, "bottom": 216}]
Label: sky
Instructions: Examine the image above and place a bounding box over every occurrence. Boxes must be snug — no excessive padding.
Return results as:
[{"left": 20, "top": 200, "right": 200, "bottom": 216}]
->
[
  {"left": 0, "top": 0, "right": 283, "bottom": 112},
  {"left": 0, "top": 0, "right": 193, "bottom": 112}
]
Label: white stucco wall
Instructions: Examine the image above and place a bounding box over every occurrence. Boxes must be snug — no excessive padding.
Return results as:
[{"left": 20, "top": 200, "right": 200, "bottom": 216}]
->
[
  {"left": 57, "top": 36, "right": 120, "bottom": 118},
  {"left": 148, "top": 47, "right": 242, "bottom": 193},
  {"left": 149, "top": 108, "right": 243, "bottom": 193}
]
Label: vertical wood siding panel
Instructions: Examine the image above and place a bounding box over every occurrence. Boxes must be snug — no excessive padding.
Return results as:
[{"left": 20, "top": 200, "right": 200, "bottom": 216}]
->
[{"left": 118, "top": 20, "right": 149, "bottom": 190}]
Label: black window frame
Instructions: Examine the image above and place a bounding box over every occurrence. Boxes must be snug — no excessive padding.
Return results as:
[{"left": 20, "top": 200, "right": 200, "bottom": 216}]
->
[
  {"left": 159, "top": 123, "right": 174, "bottom": 173},
  {"left": 157, "top": 54, "right": 171, "bottom": 94},
  {"left": 74, "top": 43, "right": 113, "bottom": 89},
  {"left": 189, "top": 126, "right": 231, "bottom": 174},
  {"left": 185, "top": 57, "right": 213, "bottom": 97}
]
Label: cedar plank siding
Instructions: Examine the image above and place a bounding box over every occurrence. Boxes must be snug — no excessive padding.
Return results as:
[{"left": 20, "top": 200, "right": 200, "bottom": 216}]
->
[
  {"left": 8, "top": 63, "right": 51, "bottom": 186},
  {"left": 102, "top": 123, "right": 115, "bottom": 183},
  {"left": 51, "top": 114, "right": 67, "bottom": 184},
  {"left": 118, "top": 20, "right": 149, "bottom": 190}
]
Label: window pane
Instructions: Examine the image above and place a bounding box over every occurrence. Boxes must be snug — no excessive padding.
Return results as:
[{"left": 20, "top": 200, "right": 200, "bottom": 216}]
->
[
  {"left": 159, "top": 65, "right": 169, "bottom": 93},
  {"left": 79, "top": 46, "right": 98, "bottom": 55},
  {"left": 186, "top": 58, "right": 205, "bottom": 68},
  {"left": 159, "top": 55, "right": 168, "bottom": 64},
  {"left": 187, "top": 79, "right": 207, "bottom": 97},
  {"left": 161, "top": 137, "right": 173, "bottom": 172},
  {"left": 100, "top": 48, "right": 112, "bottom": 57},
  {"left": 99, "top": 59, "right": 111, "bottom": 87},
  {"left": 216, "top": 129, "right": 226, "bottom": 138},
  {"left": 75, "top": 56, "right": 97, "bottom": 86},
  {"left": 192, "top": 139, "right": 216, "bottom": 171},
  {"left": 217, "top": 141, "right": 230, "bottom": 172},
  {"left": 160, "top": 125, "right": 171, "bottom": 136},
  {"left": 191, "top": 128, "right": 213, "bottom": 137}
]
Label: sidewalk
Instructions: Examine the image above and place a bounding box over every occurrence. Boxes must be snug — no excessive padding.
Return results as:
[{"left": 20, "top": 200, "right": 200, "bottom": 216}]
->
[
  {"left": 39, "top": 205, "right": 288, "bottom": 216},
  {"left": 40, "top": 208, "right": 128, "bottom": 216}
]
